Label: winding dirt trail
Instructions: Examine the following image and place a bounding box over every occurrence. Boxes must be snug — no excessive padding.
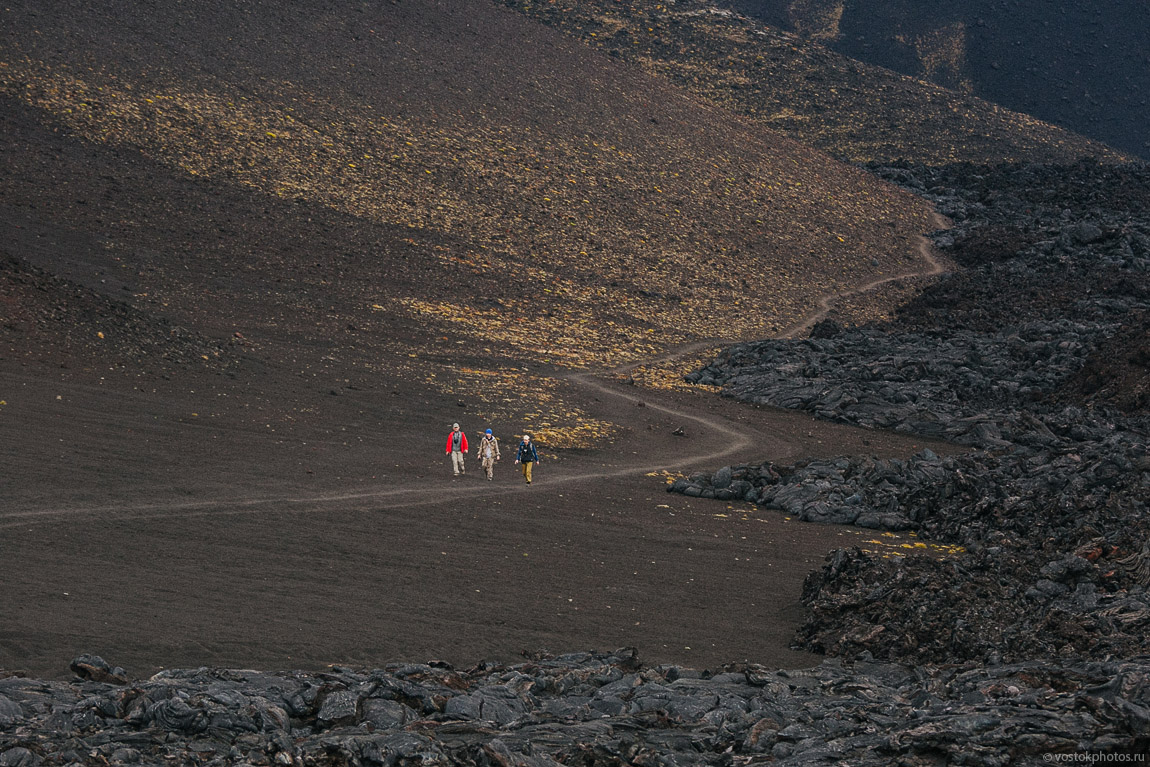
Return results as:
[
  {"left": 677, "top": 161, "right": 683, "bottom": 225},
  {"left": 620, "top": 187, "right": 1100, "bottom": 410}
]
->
[
  {"left": 0, "top": 363, "right": 763, "bottom": 531},
  {"left": 0, "top": 222, "right": 948, "bottom": 531},
  {"left": 778, "top": 212, "right": 950, "bottom": 339}
]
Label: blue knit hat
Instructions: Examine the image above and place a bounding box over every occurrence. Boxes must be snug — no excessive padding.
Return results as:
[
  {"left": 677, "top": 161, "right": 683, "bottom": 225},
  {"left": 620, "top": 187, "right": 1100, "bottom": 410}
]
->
[{"left": 485, "top": 429, "right": 493, "bottom": 435}]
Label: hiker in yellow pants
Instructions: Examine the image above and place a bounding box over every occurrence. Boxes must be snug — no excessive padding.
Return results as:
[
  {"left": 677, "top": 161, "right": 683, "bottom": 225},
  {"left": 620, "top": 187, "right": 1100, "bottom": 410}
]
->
[{"left": 514, "top": 433, "right": 539, "bottom": 485}]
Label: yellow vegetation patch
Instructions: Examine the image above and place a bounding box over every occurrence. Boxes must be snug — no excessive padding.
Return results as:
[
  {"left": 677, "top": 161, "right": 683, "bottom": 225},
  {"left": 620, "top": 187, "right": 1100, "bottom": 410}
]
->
[
  {"left": 398, "top": 297, "right": 668, "bottom": 369},
  {"left": 647, "top": 469, "right": 687, "bottom": 484},
  {"left": 619, "top": 346, "right": 724, "bottom": 391},
  {"left": 863, "top": 538, "right": 966, "bottom": 558},
  {"left": 424, "top": 365, "right": 618, "bottom": 449}
]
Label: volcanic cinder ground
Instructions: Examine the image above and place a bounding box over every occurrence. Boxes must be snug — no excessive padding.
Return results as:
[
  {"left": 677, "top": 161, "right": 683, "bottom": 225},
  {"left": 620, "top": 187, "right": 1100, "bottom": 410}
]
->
[{"left": 4, "top": 0, "right": 967, "bottom": 680}]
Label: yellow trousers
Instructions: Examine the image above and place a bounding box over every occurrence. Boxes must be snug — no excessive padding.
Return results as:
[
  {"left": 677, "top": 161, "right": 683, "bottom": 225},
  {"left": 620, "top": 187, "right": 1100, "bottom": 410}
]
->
[{"left": 521, "top": 461, "right": 533, "bottom": 483}]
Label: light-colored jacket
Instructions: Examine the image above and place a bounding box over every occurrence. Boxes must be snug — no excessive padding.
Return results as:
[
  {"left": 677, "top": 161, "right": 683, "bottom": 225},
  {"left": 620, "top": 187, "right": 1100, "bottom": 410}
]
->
[{"left": 476, "top": 435, "right": 501, "bottom": 461}]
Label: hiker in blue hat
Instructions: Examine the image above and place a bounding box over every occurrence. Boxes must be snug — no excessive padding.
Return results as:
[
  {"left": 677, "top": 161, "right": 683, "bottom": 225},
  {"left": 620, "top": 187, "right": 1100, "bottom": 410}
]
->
[{"left": 475, "top": 428, "right": 501, "bottom": 481}]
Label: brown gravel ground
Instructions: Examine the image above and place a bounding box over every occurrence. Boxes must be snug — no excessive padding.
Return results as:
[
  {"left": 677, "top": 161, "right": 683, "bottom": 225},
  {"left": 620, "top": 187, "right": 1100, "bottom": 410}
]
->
[{"left": 1, "top": 352, "right": 954, "bottom": 681}]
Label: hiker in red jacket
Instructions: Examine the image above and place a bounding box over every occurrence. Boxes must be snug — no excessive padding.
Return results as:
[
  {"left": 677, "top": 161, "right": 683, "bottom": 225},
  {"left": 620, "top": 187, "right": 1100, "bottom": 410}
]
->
[{"left": 446, "top": 423, "right": 469, "bottom": 476}]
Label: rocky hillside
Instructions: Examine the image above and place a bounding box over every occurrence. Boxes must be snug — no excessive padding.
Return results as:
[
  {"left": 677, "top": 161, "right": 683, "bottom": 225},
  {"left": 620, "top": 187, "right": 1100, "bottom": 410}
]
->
[
  {"left": 722, "top": 0, "right": 1150, "bottom": 160},
  {"left": 499, "top": 0, "right": 1129, "bottom": 165},
  {"left": 3, "top": 651, "right": 1148, "bottom": 765}
]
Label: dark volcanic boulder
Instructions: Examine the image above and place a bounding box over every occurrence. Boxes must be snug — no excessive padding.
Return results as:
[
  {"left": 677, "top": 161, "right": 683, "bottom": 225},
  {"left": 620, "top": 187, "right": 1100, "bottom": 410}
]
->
[
  {"left": 69, "top": 654, "right": 127, "bottom": 686},
  {"left": 1058, "top": 310, "right": 1150, "bottom": 414},
  {"left": 685, "top": 321, "right": 1128, "bottom": 450},
  {"left": 0, "top": 697, "right": 20, "bottom": 728}
]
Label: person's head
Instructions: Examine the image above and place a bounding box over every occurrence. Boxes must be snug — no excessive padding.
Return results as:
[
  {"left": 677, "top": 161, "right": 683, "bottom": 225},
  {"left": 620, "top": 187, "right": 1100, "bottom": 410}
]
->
[
  {"left": 452, "top": 423, "right": 460, "bottom": 431},
  {"left": 523, "top": 434, "right": 531, "bottom": 442},
  {"left": 485, "top": 429, "right": 493, "bottom": 436}
]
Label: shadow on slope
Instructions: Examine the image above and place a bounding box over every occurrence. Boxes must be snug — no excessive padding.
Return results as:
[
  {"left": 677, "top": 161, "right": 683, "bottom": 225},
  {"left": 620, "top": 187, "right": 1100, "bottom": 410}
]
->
[
  {"left": 724, "top": 0, "right": 1150, "bottom": 161},
  {"left": 501, "top": 0, "right": 1129, "bottom": 165}
]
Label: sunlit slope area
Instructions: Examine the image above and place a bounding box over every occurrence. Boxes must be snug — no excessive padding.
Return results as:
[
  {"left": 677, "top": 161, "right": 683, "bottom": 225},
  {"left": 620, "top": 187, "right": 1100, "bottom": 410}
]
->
[
  {"left": 500, "top": 0, "right": 1129, "bottom": 165},
  {"left": 1, "top": 0, "right": 936, "bottom": 370}
]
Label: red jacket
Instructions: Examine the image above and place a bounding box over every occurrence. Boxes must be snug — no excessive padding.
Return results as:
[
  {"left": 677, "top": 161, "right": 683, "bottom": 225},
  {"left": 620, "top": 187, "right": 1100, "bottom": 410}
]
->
[{"left": 445, "top": 431, "right": 468, "bottom": 453}]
